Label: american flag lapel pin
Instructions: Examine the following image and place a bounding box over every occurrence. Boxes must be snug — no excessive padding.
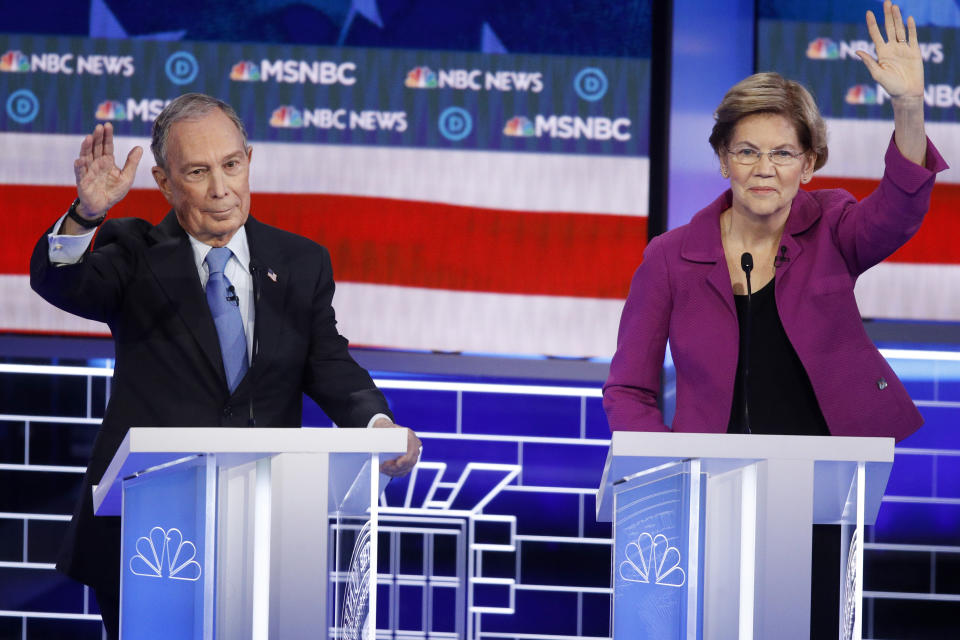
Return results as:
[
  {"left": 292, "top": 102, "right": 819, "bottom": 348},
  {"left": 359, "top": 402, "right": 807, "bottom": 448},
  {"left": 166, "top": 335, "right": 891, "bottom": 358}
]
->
[{"left": 267, "top": 268, "right": 278, "bottom": 283}]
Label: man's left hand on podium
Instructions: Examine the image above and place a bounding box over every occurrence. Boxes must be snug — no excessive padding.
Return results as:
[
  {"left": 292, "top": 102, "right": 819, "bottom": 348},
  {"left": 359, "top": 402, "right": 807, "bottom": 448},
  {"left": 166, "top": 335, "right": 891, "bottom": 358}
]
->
[{"left": 373, "top": 417, "right": 422, "bottom": 477}]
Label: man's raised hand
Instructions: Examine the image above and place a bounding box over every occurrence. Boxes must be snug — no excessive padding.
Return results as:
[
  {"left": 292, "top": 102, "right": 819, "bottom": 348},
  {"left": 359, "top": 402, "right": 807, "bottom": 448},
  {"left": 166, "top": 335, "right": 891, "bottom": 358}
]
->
[{"left": 73, "top": 122, "right": 143, "bottom": 220}]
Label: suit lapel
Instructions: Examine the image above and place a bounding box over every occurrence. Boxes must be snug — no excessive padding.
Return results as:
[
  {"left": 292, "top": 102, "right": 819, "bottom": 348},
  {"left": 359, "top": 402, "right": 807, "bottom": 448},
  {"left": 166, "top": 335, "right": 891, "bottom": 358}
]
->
[
  {"left": 681, "top": 192, "right": 737, "bottom": 316},
  {"left": 144, "top": 211, "right": 226, "bottom": 388},
  {"left": 776, "top": 190, "right": 818, "bottom": 281}
]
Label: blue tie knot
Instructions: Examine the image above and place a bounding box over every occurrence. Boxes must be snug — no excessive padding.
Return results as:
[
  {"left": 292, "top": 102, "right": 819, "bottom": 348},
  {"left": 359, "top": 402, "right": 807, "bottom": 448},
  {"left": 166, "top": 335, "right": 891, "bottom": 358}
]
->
[{"left": 205, "top": 247, "right": 232, "bottom": 274}]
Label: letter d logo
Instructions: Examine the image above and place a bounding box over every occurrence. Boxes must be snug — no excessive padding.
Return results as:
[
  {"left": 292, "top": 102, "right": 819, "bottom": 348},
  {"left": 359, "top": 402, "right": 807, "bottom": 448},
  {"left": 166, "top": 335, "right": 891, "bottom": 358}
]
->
[{"left": 166, "top": 52, "right": 199, "bottom": 85}]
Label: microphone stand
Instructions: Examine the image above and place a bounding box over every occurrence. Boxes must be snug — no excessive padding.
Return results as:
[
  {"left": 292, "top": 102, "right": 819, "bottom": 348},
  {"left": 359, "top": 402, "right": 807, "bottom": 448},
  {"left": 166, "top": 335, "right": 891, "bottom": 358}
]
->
[
  {"left": 248, "top": 264, "right": 262, "bottom": 427},
  {"left": 740, "top": 252, "right": 753, "bottom": 435}
]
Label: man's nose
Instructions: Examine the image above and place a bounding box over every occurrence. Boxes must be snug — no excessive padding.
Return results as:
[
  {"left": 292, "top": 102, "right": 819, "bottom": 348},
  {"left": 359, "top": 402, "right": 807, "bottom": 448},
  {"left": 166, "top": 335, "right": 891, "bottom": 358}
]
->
[{"left": 208, "top": 170, "right": 228, "bottom": 198}]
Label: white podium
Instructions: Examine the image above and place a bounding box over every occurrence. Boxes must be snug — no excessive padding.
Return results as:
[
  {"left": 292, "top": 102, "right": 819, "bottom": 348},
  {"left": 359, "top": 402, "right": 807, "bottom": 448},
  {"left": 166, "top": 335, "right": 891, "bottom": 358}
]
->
[
  {"left": 597, "top": 432, "right": 894, "bottom": 640},
  {"left": 93, "top": 427, "right": 407, "bottom": 640}
]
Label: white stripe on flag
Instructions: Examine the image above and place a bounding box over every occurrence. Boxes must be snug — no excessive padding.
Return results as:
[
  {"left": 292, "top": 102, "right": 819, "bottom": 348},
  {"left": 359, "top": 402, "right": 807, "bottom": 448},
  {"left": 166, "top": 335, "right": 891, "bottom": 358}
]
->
[
  {"left": 855, "top": 263, "right": 960, "bottom": 321},
  {"left": 0, "top": 132, "right": 649, "bottom": 216},
  {"left": 2, "top": 274, "right": 623, "bottom": 358},
  {"left": 9, "top": 264, "right": 960, "bottom": 358},
  {"left": 818, "top": 118, "right": 960, "bottom": 184}
]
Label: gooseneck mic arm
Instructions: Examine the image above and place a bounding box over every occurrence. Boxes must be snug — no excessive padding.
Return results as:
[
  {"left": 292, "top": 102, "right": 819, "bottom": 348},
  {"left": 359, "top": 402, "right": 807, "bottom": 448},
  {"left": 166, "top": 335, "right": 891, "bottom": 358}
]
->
[{"left": 740, "top": 252, "right": 754, "bottom": 435}]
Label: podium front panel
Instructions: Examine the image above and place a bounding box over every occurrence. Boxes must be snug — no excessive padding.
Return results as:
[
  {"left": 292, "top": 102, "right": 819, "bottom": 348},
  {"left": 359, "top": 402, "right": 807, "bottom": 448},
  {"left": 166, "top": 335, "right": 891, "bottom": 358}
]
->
[
  {"left": 328, "top": 453, "right": 378, "bottom": 640},
  {"left": 612, "top": 460, "right": 705, "bottom": 639},
  {"left": 120, "top": 455, "right": 215, "bottom": 640}
]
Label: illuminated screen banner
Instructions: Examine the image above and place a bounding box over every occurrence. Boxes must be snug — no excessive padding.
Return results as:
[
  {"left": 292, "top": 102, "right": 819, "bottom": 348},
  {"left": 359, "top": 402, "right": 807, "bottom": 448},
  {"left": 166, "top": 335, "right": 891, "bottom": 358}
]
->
[
  {"left": 757, "top": 1, "right": 960, "bottom": 322},
  {"left": 1, "top": 31, "right": 650, "bottom": 358}
]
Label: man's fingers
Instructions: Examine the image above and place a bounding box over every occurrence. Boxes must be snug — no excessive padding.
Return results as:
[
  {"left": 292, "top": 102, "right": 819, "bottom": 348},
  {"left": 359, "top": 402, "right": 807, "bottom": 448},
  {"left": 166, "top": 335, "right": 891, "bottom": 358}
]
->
[
  {"left": 380, "top": 451, "right": 418, "bottom": 477},
  {"left": 78, "top": 133, "right": 94, "bottom": 163},
  {"left": 90, "top": 124, "right": 104, "bottom": 159},
  {"left": 121, "top": 146, "right": 143, "bottom": 182},
  {"left": 102, "top": 122, "right": 114, "bottom": 158}
]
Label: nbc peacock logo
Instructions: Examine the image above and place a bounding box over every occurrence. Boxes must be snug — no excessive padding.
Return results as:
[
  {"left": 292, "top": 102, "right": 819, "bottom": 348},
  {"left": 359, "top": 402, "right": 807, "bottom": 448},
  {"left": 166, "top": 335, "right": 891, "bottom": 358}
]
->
[
  {"left": 129, "top": 527, "right": 202, "bottom": 581},
  {"left": 95, "top": 100, "right": 126, "bottom": 120},
  {"left": 503, "top": 116, "right": 535, "bottom": 137},
  {"left": 806, "top": 38, "right": 840, "bottom": 60},
  {"left": 0, "top": 50, "right": 29, "bottom": 72},
  {"left": 269, "top": 105, "right": 303, "bottom": 128},
  {"left": 230, "top": 60, "right": 260, "bottom": 82},
  {"left": 405, "top": 66, "right": 437, "bottom": 89},
  {"left": 619, "top": 532, "right": 686, "bottom": 588},
  {"left": 845, "top": 84, "right": 879, "bottom": 105}
]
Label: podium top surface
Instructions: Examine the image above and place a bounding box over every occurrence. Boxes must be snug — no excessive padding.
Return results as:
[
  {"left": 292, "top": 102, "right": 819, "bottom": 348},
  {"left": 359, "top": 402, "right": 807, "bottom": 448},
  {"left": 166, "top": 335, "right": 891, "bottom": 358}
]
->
[
  {"left": 596, "top": 431, "right": 895, "bottom": 521},
  {"left": 93, "top": 427, "right": 407, "bottom": 516},
  {"left": 606, "top": 431, "right": 894, "bottom": 462}
]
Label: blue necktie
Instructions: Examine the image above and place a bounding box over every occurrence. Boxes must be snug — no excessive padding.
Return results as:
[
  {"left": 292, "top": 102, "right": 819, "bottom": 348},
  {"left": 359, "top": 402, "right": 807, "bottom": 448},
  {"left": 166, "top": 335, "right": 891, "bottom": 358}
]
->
[{"left": 205, "top": 247, "right": 248, "bottom": 393}]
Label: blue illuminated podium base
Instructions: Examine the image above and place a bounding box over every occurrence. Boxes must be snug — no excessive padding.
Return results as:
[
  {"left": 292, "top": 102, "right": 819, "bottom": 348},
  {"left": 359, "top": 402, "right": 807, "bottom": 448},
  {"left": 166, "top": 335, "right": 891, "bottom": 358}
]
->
[{"left": 92, "top": 427, "right": 406, "bottom": 640}]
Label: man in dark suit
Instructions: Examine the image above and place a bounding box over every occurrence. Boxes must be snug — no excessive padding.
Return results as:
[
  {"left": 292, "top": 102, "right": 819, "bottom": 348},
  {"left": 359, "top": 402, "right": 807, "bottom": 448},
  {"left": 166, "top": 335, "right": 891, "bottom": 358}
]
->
[{"left": 30, "top": 93, "right": 421, "bottom": 639}]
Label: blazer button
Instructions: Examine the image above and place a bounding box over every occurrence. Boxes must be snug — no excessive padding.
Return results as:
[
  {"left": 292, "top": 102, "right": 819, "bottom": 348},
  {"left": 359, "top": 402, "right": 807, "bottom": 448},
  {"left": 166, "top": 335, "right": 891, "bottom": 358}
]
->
[
  {"left": 876, "top": 378, "right": 888, "bottom": 390},
  {"left": 223, "top": 405, "right": 233, "bottom": 417}
]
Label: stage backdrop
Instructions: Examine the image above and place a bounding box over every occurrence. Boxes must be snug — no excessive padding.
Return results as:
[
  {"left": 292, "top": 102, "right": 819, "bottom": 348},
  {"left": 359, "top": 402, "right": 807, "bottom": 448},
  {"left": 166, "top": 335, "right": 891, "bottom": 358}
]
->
[
  {"left": 757, "top": 0, "right": 960, "bottom": 322},
  {"left": 0, "top": 0, "right": 652, "bottom": 358}
]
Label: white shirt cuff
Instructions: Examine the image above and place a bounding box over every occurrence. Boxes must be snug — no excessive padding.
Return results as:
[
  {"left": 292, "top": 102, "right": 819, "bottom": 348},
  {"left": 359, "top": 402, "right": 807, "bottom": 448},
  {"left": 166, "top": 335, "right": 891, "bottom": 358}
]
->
[
  {"left": 366, "top": 413, "right": 393, "bottom": 429},
  {"left": 47, "top": 213, "right": 96, "bottom": 265}
]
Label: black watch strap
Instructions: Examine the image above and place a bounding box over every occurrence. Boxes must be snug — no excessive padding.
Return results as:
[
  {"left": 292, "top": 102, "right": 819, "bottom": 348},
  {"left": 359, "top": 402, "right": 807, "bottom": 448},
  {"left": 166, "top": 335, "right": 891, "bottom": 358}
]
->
[{"left": 66, "top": 198, "right": 107, "bottom": 229}]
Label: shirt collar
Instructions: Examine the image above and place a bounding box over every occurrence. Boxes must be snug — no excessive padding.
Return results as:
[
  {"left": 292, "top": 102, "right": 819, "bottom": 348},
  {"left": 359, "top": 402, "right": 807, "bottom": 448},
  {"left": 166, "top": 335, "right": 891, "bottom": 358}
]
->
[{"left": 189, "top": 226, "right": 251, "bottom": 275}]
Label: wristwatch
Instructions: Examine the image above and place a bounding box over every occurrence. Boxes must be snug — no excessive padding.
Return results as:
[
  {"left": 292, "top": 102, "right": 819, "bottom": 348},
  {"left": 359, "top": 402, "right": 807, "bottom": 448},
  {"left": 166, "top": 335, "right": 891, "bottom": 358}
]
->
[{"left": 66, "top": 198, "right": 107, "bottom": 229}]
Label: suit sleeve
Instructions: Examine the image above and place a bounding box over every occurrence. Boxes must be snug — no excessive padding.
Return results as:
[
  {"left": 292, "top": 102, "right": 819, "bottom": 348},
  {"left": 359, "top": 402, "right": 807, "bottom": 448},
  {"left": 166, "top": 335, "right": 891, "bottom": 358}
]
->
[
  {"left": 832, "top": 136, "right": 948, "bottom": 276},
  {"left": 30, "top": 219, "right": 141, "bottom": 324},
  {"left": 602, "top": 235, "right": 672, "bottom": 432},
  {"left": 301, "top": 246, "right": 394, "bottom": 428}
]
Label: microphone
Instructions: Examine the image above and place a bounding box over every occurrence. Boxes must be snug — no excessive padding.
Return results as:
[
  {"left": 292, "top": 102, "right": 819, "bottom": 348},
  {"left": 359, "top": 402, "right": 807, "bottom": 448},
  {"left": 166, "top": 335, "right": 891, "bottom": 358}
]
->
[
  {"left": 740, "top": 252, "right": 753, "bottom": 435},
  {"left": 774, "top": 245, "right": 790, "bottom": 268},
  {"left": 225, "top": 285, "right": 239, "bottom": 306},
  {"left": 247, "top": 263, "right": 262, "bottom": 427}
]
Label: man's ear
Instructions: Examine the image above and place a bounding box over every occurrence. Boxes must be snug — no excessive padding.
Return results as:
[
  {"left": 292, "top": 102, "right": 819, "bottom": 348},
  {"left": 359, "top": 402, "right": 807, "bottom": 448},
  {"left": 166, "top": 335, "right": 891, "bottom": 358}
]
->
[{"left": 152, "top": 166, "right": 174, "bottom": 204}]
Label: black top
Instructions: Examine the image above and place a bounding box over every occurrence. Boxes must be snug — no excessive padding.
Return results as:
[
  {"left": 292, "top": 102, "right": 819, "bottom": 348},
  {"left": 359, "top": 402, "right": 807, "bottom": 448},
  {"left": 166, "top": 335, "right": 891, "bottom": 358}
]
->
[{"left": 727, "top": 278, "right": 830, "bottom": 436}]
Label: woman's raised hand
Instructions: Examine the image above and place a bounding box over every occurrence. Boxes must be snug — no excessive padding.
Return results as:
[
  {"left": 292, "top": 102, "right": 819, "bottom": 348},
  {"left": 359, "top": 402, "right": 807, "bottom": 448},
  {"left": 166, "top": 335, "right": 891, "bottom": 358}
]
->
[{"left": 856, "top": 0, "right": 924, "bottom": 100}]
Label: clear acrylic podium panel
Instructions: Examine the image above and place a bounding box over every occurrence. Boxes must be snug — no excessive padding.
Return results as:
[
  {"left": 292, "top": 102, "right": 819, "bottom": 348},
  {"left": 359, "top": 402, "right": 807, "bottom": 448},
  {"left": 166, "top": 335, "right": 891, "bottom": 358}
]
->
[
  {"left": 119, "top": 451, "right": 381, "bottom": 640},
  {"left": 613, "top": 461, "right": 705, "bottom": 639},
  {"left": 610, "top": 457, "right": 870, "bottom": 640}
]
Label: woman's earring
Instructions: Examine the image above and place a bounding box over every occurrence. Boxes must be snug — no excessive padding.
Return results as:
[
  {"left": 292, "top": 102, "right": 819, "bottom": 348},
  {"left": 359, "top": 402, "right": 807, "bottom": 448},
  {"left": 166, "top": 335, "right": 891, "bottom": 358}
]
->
[
  {"left": 801, "top": 174, "right": 811, "bottom": 184},
  {"left": 720, "top": 166, "right": 728, "bottom": 178}
]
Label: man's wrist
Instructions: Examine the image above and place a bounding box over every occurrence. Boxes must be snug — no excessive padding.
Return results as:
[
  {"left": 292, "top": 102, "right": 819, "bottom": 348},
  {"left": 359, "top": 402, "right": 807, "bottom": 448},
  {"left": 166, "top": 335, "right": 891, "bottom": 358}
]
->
[
  {"left": 367, "top": 413, "right": 393, "bottom": 429},
  {"left": 66, "top": 198, "right": 107, "bottom": 230}
]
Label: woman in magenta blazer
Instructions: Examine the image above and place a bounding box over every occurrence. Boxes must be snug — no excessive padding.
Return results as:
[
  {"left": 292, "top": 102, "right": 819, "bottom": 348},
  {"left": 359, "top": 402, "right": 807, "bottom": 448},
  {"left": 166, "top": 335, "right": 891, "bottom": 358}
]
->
[{"left": 604, "top": 2, "right": 948, "bottom": 440}]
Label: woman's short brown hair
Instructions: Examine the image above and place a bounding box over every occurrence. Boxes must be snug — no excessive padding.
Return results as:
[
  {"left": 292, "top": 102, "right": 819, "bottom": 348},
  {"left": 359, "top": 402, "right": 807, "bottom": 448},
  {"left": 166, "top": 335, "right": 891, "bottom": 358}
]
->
[{"left": 709, "top": 72, "right": 828, "bottom": 172}]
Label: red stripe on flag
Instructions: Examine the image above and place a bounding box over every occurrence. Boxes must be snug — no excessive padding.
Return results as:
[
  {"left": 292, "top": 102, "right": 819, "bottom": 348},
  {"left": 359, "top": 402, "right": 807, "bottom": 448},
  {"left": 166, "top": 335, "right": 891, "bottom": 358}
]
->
[
  {"left": 807, "top": 176, "right": 960, "bottom": 264},
  {"left": 2, "top": 185, "right": 647, "bottom": 298}
]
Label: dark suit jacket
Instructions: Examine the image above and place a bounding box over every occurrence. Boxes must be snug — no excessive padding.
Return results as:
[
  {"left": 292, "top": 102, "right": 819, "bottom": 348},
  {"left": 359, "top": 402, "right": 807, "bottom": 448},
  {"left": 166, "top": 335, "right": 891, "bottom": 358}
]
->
[{"left": 30, "top": 211, "right": 392, "bottom": 594}]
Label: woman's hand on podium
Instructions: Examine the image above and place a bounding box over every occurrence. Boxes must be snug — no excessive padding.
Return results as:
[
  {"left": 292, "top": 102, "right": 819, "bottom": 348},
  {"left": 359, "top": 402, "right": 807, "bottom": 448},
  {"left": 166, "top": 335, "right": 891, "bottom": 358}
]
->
[{"left": 373, "top": 417, "right": 422, "bottom": 477}]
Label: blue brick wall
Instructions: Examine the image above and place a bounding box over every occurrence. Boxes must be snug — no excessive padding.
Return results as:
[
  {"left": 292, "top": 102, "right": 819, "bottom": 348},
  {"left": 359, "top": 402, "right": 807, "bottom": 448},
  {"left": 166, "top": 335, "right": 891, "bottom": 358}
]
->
[{"left": 862, "top": 351, "right": 960, "bottom": 639}]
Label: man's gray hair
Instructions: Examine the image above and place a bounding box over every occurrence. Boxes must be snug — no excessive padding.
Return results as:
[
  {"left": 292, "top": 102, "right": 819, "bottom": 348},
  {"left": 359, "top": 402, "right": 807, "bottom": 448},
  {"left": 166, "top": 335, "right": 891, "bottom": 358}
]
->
[{"left": 151, "top": 93, "right": 249, "bottom": 169}]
